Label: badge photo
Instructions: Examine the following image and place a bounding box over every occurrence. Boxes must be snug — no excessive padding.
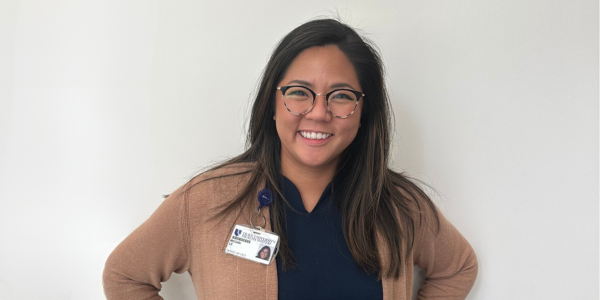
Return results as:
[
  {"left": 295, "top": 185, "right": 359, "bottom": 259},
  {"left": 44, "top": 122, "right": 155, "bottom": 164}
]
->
[{"left": 225, "top": 224, "right": 280, "bottom": 265}]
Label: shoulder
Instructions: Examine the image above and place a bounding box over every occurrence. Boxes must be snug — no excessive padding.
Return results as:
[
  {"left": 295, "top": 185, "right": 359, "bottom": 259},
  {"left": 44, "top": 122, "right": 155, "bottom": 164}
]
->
[
  {"left": 388, "top": 170, "right": 439, "bottom": 221},
  {"left": 170, "top": 162, "right": 257, "bottom": 211},
  {"left": 187, "top": 162, "right": 256, "bottom": 187},
  {"left": 387, "top": 170, "right": 441, "bottom": 249}
]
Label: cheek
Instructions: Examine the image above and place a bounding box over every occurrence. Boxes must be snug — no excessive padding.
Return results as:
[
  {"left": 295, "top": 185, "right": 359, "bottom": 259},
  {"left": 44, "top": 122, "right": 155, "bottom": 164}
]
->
[
  {"left": 355, "top": 102, "right": 364, "bottom": 121},
  {"left": 273, "top": 96, "right": 284, "bottom": 122},
  {"left": 273, "top": 97, "right": 286, "bottom": 137},
  {"left": 347, "top": 105, "right": 363, "bottom": 131},
  {"left": 353, "top": 103, "right": 364, "bottom": 130},
  {"left": 343, "top": 107, "right": 363, "bottom": 141},
  {"left": 274, "top": 107, "right": 300, "bottom": 136}
]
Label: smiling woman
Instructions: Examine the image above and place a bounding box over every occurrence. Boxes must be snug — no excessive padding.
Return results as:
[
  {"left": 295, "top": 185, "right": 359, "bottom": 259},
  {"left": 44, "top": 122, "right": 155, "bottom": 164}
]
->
[
  {"left": 274, "top": 45, "right": 364, "bottom": 211},
  {"left": 103, "top": 19, "right": 478, "bottom": 300},
  {"left": 257, "top": 246, "right": 272, "bottom": 261}
]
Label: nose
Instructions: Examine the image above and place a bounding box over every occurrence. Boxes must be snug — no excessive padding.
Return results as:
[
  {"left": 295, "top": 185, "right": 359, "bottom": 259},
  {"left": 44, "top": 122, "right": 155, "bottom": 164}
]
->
[{"left": 305, "top": 94, "right": 332, "bottom": 122}]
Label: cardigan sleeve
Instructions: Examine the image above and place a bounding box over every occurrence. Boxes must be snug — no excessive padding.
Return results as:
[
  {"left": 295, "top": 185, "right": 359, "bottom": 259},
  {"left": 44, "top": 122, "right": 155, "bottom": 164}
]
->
[
  {"left": 413, "top": 203, "right": 478, "bottom": 300},
  {"left": 102, "top": 187, "right": 191, "bottom": 300}
]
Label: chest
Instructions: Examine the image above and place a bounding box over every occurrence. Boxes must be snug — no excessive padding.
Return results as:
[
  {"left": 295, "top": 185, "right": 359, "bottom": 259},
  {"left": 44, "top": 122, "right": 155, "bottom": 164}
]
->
[{"left": 275, "top": 179, "right": 383, "bottom": 300}]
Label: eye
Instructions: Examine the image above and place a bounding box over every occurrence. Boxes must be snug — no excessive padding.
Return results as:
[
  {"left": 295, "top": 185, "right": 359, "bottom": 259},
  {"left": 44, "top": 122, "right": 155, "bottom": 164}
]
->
[
  {"left": 288, "top": 90, "right": 308, "bottom": 97},
  {"left": 333, "top": 93, "right": 352, "bottom": 99},
  {"left": 330, "top": 90, "right": 356, "bottom": 101}
]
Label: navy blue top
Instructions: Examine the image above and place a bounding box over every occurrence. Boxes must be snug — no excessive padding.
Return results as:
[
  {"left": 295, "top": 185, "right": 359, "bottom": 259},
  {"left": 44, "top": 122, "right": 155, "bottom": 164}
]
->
[{"left": 275, "top": 176, "right": 383, "bottom": 300}]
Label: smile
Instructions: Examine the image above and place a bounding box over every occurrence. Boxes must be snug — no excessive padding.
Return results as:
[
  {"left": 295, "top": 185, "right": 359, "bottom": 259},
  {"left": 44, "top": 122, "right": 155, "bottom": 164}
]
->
[{"left": 299, "top": 131, "right": 333, "bottom": 140}]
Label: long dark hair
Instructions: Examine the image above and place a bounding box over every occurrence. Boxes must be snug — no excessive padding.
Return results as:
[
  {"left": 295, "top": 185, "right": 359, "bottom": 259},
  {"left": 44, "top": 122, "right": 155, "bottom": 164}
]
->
[{"left": 189, "top": 18, "right": 439, "bottom": 278}]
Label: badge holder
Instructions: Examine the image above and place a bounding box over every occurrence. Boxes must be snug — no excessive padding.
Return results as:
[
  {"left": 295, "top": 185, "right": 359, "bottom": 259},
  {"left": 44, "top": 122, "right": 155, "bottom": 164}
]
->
[{"left": 224, "top": 189, "right": 280, "bottom": 265}]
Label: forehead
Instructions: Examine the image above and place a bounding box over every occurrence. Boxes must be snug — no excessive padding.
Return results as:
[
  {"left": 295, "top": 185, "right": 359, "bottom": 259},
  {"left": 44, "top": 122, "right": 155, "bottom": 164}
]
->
[{"left": 280, "top": 45, "right": 361, "bottom": 90}]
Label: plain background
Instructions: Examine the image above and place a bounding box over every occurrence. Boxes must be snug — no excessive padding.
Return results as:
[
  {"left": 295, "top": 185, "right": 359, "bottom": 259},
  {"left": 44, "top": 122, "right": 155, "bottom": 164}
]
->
[{"left": 0, "top": 0, "right": 597, "bottom": 299}]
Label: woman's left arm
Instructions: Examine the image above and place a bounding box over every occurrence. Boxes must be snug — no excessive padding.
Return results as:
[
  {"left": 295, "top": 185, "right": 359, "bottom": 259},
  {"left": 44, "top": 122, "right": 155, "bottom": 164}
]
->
[{"left": 413, "top": 204, "right": 478, "bottom": 299}]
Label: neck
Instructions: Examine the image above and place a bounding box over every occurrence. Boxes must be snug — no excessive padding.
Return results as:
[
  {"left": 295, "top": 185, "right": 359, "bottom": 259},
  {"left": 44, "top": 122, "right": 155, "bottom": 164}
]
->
[{"left": 280, "top": 159, "right": 337, "bottom": 213}]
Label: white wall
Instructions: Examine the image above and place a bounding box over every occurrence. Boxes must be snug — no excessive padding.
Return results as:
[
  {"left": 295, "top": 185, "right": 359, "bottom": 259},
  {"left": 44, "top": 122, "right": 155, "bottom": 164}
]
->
[{"left": 0, "top": 0, "right": 597, "bottom": 299}]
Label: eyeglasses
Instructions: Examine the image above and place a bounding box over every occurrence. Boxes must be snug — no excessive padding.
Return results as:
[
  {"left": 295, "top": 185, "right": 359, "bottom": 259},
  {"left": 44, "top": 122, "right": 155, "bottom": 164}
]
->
[{"left": 277, "top": 85, "right": 364, "bottom": 119}]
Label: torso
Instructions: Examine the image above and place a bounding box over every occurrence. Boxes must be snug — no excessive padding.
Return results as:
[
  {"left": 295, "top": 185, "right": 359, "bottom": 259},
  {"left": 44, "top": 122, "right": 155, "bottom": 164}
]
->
[{"left": 275, "top": 176, "right": 383, "bottom": 300}]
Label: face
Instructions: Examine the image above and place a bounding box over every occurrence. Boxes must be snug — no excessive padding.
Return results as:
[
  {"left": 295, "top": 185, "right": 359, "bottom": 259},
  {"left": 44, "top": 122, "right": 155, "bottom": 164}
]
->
[
  {"left": 273, "top": 45, "right": 363, "bottom": 174},
  {"left": 260, "top": 248, "right": 270, "bottom": 259}
]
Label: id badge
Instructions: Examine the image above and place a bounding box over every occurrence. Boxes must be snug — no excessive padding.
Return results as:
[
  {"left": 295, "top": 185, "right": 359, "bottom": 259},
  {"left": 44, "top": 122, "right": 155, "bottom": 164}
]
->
[{"left": 225, "top": 224, "right": 280, "bottom": 265}]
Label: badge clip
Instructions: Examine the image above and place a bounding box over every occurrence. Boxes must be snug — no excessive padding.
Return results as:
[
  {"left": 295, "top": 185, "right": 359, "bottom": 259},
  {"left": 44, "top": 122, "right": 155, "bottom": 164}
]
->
[
  {"left": 224, "top": 189, "right": 279, "bottom": 265},
  {"left": 251, "top": 188, "right": 273, "bottom": 230}
]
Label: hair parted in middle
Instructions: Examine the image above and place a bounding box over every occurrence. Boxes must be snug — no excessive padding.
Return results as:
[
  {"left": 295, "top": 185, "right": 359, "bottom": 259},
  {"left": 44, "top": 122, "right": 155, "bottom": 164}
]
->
[{"left": 193, "top": 18, "right": 439, "bottom": 278}]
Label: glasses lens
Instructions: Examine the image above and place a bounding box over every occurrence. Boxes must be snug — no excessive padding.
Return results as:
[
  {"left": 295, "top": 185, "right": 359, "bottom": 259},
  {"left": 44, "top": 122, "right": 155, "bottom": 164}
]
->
[
  {"left": 283, "top": 86, "right": 313, "bottom": 115},
  {"left": 328, "top": 90, "right": 359, "bottom": 117}
]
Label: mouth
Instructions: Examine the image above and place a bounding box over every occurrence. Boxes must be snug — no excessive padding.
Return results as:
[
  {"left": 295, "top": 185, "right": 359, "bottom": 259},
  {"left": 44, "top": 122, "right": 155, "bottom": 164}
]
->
[{"left": 299, "top": 131, "right": 333, "bottom": 140}]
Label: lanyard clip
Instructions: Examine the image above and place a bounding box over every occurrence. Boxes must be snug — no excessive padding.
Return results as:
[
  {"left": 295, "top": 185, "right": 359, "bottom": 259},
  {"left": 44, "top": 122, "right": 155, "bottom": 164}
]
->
[
  {"left": 257, "top": 189, "right": 273, "bottom": 211},
  {"left": 250, "top": 189, "right": 273, "bottom": 230}
]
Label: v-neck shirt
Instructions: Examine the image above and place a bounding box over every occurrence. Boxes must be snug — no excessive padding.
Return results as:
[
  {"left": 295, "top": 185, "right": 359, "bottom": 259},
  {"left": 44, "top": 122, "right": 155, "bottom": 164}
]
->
[{"left": 275, "top": 176, "right": 383, "bottom": 300}]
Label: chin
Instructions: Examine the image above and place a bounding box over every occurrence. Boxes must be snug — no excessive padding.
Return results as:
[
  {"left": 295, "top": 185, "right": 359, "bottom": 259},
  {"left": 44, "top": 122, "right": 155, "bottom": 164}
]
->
[{"left": 298, "top": 155, "right": 336, "bottom": 169}]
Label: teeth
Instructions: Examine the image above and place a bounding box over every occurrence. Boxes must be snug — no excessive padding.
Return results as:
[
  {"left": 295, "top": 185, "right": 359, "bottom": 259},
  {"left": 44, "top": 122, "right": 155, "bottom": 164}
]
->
[{"left": 300, "top": 131, "right": 332, "bottom": 140}]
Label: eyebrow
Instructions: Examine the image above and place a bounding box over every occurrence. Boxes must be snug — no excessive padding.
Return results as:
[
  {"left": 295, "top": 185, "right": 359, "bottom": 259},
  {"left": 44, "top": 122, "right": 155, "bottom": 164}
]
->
[{"left": 286, "top": 80, "right": 357, "bottom": 90}]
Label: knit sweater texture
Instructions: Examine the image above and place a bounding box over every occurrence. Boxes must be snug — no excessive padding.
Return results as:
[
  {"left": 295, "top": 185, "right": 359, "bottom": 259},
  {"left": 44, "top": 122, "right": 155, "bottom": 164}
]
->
[{"left": 103, "top": 165, "right": 478, "bottom": 299}]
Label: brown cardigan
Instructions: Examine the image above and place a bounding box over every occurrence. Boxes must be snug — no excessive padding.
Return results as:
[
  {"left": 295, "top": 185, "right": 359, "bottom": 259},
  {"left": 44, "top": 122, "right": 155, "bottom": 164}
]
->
[{"left": 103, "top": 166, "right": 478, "bottom": 299}]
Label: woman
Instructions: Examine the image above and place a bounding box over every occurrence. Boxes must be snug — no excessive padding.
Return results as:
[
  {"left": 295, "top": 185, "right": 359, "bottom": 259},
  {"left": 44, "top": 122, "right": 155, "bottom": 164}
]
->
[
  {"left": 103, "top": 19, "right": 477, "bottom": 300},
  {"left": 257, "top": 246, "right": 272, "bottom": 261}
]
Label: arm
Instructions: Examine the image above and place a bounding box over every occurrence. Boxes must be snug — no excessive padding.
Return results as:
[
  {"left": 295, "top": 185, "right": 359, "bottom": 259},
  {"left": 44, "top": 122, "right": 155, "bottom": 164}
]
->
[
  {"left": 413, "top": 204, "right": 478, "bottom": 300},
  {"left": 102, "top": 187, "right": 191, "bottom": 299}
]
